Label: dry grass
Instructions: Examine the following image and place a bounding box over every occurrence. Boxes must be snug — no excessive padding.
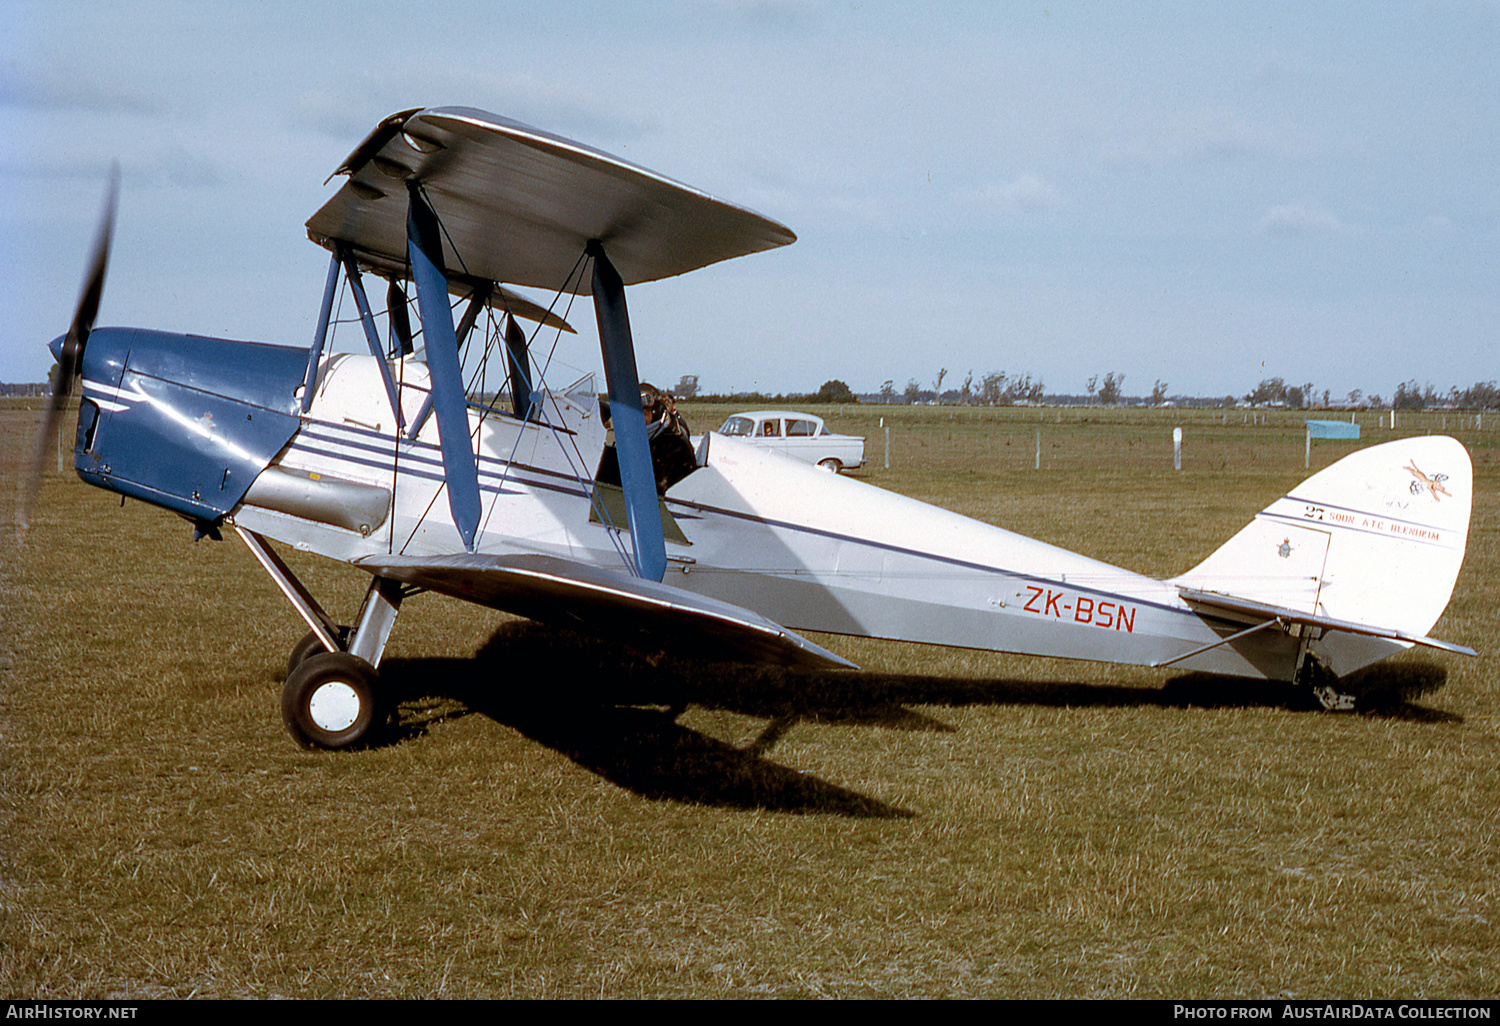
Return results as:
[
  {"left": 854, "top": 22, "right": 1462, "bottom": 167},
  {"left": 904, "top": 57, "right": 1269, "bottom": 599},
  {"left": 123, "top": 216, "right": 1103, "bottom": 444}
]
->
[{"left": 1, "top": 402, "right": 1495, "bottom": 998}]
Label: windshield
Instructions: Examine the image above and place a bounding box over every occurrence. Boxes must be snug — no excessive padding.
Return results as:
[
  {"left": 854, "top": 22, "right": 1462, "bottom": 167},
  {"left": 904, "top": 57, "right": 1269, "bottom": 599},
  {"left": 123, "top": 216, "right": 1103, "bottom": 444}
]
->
[{"left": 719, "top": 416, "right": 755, "bottom": 436}]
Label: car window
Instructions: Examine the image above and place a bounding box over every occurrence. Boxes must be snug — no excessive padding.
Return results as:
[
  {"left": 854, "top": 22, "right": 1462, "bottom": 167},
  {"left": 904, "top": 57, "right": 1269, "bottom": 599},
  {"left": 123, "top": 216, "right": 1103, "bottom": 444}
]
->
[
  {"left": 760, "top": 419, "right": 781, "bottom": 437},
  {"left": 720, "top": 416, "right": 754, "bottom": 436},
  {"left": 786, "top": 419, "right": 816, "bottom": 437}
]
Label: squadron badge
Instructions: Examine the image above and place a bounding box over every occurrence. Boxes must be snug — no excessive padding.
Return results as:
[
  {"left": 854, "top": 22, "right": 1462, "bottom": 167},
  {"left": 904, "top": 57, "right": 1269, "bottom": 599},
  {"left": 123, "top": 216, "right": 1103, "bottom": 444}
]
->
[{"left": 1405, "top": 460, "right": 1452, "bottom": 502}]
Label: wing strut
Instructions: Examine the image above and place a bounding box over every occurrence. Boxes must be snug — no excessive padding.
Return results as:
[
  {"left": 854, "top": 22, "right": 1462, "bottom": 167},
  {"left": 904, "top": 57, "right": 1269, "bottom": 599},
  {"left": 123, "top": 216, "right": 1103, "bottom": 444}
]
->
[
  {"left": 339, "top": 249, "right": 406, "bottom": 432},
  {"left": 406, "top": 181, "right": 482, "bottom": 551},
  {"left": 1151, "top": 618, "right": 1281, "bottom": 669},
  {"left": 406, "top": 285, "right": 488, "bottom": 441},
  {"left": 504, "top": 313, "right": 532, "bottom": 420},
  {"left": 588, "top": 240, "right": 666, "bottom": 581},
  {"left": 301, "top": 249, "right": 340, "bottom": 413},
  {"left": 386, "top": 278, "right": 414, "bottom": 355}
]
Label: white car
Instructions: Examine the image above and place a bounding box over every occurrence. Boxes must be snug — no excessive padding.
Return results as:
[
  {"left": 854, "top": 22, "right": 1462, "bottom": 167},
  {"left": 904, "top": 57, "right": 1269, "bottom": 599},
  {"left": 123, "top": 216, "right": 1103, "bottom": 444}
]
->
[{"left": 711, "top": 410, "right": 866, "bottom": 472}]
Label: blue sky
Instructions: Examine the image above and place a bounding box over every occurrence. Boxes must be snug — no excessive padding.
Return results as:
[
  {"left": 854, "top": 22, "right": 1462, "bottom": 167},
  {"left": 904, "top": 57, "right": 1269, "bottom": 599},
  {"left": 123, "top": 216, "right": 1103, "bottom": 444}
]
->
[{"left": 3, "top": 1, "right": 1496, "bottom": 399}]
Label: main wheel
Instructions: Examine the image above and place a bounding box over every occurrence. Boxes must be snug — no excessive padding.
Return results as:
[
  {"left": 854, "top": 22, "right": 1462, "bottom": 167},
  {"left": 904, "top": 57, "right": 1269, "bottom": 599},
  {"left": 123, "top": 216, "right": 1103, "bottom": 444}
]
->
[
  {"left": 817, "top": 457, "right": 843, "bottom": 473},
  {"left": 286, "top": 626, "right": 351, "bottom": 679},
  {"left": 281, "top": 651, "right": 382, "bottom": 750}
]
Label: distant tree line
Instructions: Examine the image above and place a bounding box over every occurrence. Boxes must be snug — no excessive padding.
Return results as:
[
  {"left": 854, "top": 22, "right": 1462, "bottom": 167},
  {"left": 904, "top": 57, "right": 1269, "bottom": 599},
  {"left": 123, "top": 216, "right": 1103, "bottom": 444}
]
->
[
  {"left": 1236, "top": 376, "right": 1500, "bottom": 411},
  {"left": 880, "top": 368, "right": 1048, "bottom": 406},
  {"left": 8, "top": 367, "right": 1495, "bottom": 412},
  {"left": 666, "top": 369, "right": 1500, "bottom": 410},
  {"left": 674, "top": 374, "right": 859, "bottom": 405},
  {"left": 1391, "top": 380, "right": 1500, "bottom": 410}
]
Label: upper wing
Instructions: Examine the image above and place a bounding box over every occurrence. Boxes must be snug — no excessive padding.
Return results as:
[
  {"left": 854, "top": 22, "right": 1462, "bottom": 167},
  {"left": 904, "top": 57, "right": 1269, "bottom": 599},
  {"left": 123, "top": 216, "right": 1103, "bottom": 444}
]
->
[
  {"left": 353, "top": 551, "right": 856, "bottom": 672},
  {"left": 307, "top": 107, "right": 797, "bottom": 294}
]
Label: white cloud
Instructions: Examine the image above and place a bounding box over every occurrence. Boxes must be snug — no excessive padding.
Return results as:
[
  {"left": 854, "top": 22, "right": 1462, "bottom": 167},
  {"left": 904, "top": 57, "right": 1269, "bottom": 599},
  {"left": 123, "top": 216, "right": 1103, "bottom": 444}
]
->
[
  {"left": 1254, "top": 47, "right": 1285, "bottom": 79},
  {"left": 1102, "top": 106, "right": 1317, "bottom": 166},
  {"left": 1256, "top": 203, "right": 1344, "bottom": 236},
  {"left": 960, "top": 172, "right": 1064, "bottom": 211}
]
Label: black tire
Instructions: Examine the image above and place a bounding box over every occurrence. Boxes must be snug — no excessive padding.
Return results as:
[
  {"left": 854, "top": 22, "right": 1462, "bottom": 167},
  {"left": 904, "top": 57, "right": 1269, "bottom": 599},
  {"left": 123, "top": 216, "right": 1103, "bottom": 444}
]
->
[
  {"left": 286, "top": 626, "right": 350, "bottom": 680},
  {"left": 817, "top": 457, "right": 842, "bottom": 473},
  {"left": 281, "top": 652, "right": 381, "bottom": 750}
]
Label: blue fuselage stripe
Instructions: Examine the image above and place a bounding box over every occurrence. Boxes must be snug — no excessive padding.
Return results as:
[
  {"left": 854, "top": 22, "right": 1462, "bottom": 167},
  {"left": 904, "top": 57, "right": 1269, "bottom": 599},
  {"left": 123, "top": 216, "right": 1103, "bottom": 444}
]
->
[
  {"left": 291, "top": 434, "right": 592, "bottom": 502},
  {"left": 290, "top": 423, "right": 1193, "bottom": 620}
]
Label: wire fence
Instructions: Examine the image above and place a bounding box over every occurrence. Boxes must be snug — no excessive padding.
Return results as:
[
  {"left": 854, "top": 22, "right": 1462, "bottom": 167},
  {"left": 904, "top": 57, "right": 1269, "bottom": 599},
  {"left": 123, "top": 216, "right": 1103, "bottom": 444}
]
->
[{"left": 682, "top": 401, "right": 1497, "bottom": 478}]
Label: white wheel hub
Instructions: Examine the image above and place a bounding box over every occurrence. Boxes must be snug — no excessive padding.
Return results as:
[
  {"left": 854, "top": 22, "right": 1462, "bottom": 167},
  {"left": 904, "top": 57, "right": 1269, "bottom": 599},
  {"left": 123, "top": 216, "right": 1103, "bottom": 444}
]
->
[{"left": 308, "top": 680, "right": 362, "bottom": 731}]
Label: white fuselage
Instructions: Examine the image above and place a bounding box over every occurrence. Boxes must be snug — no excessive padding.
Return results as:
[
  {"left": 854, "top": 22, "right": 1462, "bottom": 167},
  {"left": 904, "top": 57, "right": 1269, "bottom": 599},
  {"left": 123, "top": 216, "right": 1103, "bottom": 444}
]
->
[{"left": 231, "top": 354, "right": 1385, "bottom": 680}]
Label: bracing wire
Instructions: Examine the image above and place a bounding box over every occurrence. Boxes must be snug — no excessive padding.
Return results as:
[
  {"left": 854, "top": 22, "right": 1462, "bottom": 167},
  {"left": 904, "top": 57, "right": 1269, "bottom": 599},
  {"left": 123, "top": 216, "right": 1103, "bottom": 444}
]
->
[
  {"left": 393, "top": 192, "right": 635, "bottom": 571},
  {"left": 389, "top": 278, "right": 408, "bottom": 556},
  {"left": 472, "top": 251, "right": 634, "bottom": 573}
]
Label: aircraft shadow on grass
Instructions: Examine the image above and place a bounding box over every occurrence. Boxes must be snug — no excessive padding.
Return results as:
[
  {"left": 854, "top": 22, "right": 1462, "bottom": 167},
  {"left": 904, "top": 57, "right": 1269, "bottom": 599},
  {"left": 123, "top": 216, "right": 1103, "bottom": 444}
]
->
[{"left": 369, "top": 620, "right": 1458, "bottom": 816}]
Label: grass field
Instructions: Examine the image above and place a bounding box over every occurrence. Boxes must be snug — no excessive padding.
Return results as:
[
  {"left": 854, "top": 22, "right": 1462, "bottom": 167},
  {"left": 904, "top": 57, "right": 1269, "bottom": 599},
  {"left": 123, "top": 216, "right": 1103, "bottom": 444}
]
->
[{"left": 1, "top": 402, "right": 1495, "bottom": 998}]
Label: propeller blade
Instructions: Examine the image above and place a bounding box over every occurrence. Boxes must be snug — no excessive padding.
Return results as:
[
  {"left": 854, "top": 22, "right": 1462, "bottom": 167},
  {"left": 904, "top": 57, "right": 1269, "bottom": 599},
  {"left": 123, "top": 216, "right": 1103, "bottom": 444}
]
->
[{"left": 17, "top": 166, "right": 119, "bottom": 538}]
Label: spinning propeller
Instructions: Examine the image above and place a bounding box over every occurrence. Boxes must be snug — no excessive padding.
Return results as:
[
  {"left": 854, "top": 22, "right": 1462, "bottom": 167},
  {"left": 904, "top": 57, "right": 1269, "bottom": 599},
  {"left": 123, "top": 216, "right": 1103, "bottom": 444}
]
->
[{"left": 17, "top": 166, "right": 119, "bottom": 538}]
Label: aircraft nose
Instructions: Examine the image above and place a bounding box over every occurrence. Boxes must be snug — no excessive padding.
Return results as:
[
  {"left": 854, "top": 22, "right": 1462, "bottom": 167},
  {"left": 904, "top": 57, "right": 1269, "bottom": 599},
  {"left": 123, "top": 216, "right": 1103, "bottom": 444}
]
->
[{"left": 47, "top": 334, "right": 65, "bottom": 362}]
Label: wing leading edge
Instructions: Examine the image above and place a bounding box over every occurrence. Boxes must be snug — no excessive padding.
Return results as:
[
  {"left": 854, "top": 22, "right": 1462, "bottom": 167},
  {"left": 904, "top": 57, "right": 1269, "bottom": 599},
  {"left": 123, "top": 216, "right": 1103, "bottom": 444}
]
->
[{"left": 353, "top": 552, "right": 856, "bottom": 671}]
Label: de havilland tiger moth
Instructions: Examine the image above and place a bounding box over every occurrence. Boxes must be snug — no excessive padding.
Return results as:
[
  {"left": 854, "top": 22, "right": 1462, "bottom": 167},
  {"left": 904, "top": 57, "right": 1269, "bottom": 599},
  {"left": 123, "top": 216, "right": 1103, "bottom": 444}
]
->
[{"left": 20, "top": 106, "right": 1475, "bottom": 749}]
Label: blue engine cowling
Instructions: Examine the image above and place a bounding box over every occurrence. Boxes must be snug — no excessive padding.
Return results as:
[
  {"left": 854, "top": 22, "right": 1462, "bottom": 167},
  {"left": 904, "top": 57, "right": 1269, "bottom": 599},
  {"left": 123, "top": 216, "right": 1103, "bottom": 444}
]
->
[{"left": 67, "top": 327, "right": 306, "bottom": 525}]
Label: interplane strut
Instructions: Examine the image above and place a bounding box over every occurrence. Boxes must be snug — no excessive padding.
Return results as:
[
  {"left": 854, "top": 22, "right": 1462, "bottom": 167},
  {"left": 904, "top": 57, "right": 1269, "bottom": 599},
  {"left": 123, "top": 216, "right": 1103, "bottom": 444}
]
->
[
  {"left": 405, "top": 181, "right": 482, "bottom": 552},
  {"left": 589, "top": 240, "right": 667, "bottom": 582}
]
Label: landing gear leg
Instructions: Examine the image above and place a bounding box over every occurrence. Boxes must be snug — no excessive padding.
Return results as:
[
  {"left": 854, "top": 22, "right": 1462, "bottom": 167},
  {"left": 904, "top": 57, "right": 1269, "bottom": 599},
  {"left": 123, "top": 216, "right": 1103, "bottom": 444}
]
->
[
  {"left": 345, "top": 575, "right": 404, "bottom": 669},
  {"left": 236, "top": 527, "right": 342, "bottom": 655},
  {"left": 279, "top": 576, "right": 405, "bottom": 749},
  {"left": 235, "top": 528, "right": 411, "bottom": 749}
]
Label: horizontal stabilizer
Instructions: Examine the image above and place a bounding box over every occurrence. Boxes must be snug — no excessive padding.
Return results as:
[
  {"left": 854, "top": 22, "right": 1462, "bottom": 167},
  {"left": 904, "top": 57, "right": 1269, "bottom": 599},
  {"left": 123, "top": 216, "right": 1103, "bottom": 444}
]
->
[
  {"left": 354, "top": 552, "right": 856, "bottom": 671},
  {"left": 1178, "top": 587, "right": 1476, "bottom": 657}
]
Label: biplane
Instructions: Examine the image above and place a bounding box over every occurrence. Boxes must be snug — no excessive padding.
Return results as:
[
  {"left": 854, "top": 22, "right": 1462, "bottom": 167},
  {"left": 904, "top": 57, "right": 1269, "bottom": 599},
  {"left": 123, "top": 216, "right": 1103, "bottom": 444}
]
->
[{"left": 22, "top": 106, "right": 1474, "bottom": 749}]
